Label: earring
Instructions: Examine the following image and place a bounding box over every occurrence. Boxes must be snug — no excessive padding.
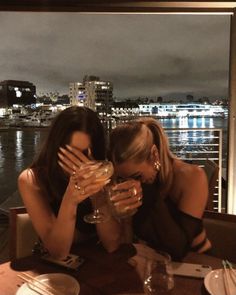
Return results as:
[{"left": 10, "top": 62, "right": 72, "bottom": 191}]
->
[{"left": 154, "top": 161, "right": 161, "bottom": 171}]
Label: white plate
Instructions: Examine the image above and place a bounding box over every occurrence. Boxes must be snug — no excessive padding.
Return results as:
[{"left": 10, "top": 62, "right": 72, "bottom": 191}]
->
[
  {"left": 204, "top": 269, "right": 236, "bottom": 295},
  {"left": 16, "top": 273, "right": 80, "bottom": 295}
]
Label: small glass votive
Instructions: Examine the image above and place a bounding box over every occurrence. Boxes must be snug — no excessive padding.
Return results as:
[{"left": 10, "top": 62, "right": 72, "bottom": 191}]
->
[{"left": 143, "top": 251, "right": 175, "bottom": 294}]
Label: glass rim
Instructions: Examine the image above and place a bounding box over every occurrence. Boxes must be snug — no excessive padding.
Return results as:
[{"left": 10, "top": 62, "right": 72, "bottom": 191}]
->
[{"left": 147, "top": 250, "right": 172, "bottom": 263}]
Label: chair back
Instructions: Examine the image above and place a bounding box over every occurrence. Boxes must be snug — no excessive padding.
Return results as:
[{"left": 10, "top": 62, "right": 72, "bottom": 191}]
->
[
  {"left": 203, "top": 210, "right": 236, "bottom": 262},
  {"left": 9, "top": 206, "right": 38, "bottom": 260},
  {"left": 202, "top": 159, "right": 219, "bottom": 210}
]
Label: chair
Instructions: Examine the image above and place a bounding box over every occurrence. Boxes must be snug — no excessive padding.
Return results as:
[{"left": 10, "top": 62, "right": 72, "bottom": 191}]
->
[
  {"left": 9, "top": 206, "right": 38, "bottom": 260},
  {"left": 202, "top": 159, "right": 219, "bottom": 211},
  {"left": 203, "top": 210, "right": 236, "bottom": 263}
]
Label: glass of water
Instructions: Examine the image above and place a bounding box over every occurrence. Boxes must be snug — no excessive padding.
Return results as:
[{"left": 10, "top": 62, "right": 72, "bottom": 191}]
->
[
  {"left": 106, "top": 179, "right": 138, "bottom": 219},
  {"left": 143, "top": 251, "right": 174, "bottom": 294}
]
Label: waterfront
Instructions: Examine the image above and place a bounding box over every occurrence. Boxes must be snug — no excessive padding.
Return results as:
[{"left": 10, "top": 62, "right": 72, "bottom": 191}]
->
[
  {"left": 0, "top": 128, "right": 48, "bottom": 205},
  {"left": 0, "top": 116, "right": 228, "bottom": 206}
]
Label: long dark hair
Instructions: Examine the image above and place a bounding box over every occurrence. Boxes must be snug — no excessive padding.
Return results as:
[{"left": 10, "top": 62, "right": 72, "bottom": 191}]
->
[{"left": 31, "top": 106, "right": 106, "bottom": 202}]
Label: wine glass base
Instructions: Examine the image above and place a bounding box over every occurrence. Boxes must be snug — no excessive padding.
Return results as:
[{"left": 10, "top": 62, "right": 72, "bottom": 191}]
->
[{"left": 83, "top": 213, "right": 107, "bottom": 224}]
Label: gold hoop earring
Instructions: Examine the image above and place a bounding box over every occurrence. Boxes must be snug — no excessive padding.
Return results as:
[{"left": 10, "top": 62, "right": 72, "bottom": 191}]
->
[{"left": 154, "top": 161, "right": 161, "bottom": 172}]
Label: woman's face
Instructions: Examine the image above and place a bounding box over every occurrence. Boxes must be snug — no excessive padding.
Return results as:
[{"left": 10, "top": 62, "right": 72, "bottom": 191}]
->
[
  {"left": 115, "top": 159, "right": 157, "bottom": 184},
  {"left": 69, "top": 131, "right": 91, "bottom": 155}
]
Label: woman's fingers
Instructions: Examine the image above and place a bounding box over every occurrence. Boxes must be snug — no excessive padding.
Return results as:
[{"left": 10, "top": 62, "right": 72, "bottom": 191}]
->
[
  {"left": 66, "top": 145, "right": 92, "bottom": 162},
  {"left": 109, "top": 180, "right": 143, "bottom": 213},
  {"left": 58, "top": 147, "right": 83, "bottom": 170},
  {"left": 110, "top": 181, "right": 142, "bottom": 202},
  {"left": 110, "top": 188, "right": 141, "bottom": 202},
  {"left": 58, "top": 147, "right": 91, "bottom": 176},
  {"left": 70, "top": 177, "right": 110, "bottom": 202},
  {"left": 114, "top": 198, "right": 142, "bottom": 213},
  {"left": 58, "top": 145, "right": 96, "bottom": 177},
  {"left": 112, "top": 179, "right": 137, "bottom": 191},
  {"left": 58, "top": 160, "right": 73, "bottom": 175},
  {"left": 72, "top": 170, "right": 110, "bottom": 186},
  {"left": 113, "top": 192, "right": 142, "bottom": 208},
  {"left": 68, "top": 170, "right": 111, "bottom": 200},
  {"left": 58, "top": 151, "right": 78, "bottom": 175}
]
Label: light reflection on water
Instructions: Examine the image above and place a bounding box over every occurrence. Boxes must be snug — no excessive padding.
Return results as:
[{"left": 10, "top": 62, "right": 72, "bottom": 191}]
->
[
  {"left": 0, "top": 129, "right": 48, "bottom": 204},
  {"left": 15, "top": 130, "right": 23, "bottom": 170},
  {"left": 0, "top": 117, "right": 228, "bottom": 204}
]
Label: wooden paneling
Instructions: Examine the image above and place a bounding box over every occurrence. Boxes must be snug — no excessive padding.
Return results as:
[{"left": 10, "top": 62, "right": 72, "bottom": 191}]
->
[{"left": 0, "top": 1, "right": 236, "bottom": 12}]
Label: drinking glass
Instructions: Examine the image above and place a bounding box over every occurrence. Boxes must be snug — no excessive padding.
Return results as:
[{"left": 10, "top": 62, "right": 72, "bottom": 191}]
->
[
  {"left": 81, "top": 160, "right": 114, "bottom": 224},
  {"left": 106, "top": 179, "right": 138, "bottom": 219},
  {"left": 143, "top": 251, "right": 174, "bottom": 294}
]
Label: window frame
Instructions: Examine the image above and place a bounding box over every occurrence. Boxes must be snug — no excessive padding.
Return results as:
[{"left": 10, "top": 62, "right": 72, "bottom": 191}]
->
[{"left": 1, "top": 1, "right": 236, "bottom": 213}]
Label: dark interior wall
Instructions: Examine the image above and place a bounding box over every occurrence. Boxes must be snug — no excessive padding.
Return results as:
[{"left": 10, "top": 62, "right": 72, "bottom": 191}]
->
[{"left": 0, "top": 1, "right": 235, "bottom": 13}]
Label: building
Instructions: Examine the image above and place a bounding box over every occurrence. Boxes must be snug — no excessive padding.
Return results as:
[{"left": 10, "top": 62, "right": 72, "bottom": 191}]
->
[
  {"left": 69, "top": 76, "right": 113, "bottom": 113},
  {"left": 69, "top": 82, "right": 86, "bottom": 106},
  {"left": 138, "top": 102, "right": 227, "bottom": 118},
  {"left": 0, "top": 80, "right": 36, "bottom": 107}
]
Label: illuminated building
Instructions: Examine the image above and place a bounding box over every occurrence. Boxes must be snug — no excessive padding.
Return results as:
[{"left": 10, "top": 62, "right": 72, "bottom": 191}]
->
[
  {"left": 0, "top": 80, "right": 36, "bottom": 107},
  {"left": 138, "top": 103, "right": 227, "bottom": 118},
  {"left": 69, "top": 76, "right": 113, "bottom": 113},
  {"left": 69, "top": 82, "right": 86, "bottom": 106}
]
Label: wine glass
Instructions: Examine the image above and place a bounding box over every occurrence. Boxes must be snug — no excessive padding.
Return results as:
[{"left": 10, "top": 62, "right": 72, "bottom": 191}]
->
[
  {"left": 143, "top": 251, "right": 174, "bottom": 294},
  {"left": 81, "top": 160, "right": 114, "bottom": 224}
]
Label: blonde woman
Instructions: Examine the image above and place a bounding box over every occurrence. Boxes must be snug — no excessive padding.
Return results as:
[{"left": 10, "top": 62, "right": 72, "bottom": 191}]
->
[{"left": 98, "top": 118, "right": 211, "bottom": 260}]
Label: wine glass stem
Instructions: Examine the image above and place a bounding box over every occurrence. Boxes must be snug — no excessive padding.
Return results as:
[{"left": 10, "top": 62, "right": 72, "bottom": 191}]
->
[
  {"left": 92, "top": 196, "right": 100, "bottom": 216},
  {"left": 94, "top": 209, "right": 100, "bottom": 216}
]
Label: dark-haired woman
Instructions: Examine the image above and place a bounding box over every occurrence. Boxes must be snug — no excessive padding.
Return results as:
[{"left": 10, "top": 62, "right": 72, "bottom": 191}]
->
[{"left": 18, "top": 106, "right": 107, "bottom": 259}]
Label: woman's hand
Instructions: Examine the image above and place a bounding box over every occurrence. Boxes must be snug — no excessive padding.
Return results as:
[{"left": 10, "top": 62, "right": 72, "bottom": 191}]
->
[
  {"left": 109, "top": 179, "right": 143, "bottom": 213},
  {"left": 57, "top": 145, "right": 110, "bottom": 204},
  {"left": 58, "top": 145, "right": 91, "bottom": 175},
  {"left": 64, "top": 171, "right": 110, "bottom": 205}
]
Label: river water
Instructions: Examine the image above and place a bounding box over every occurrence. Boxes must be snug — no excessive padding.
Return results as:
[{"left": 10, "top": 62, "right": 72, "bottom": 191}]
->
[{"left": 0, "top": 117, "right": 228, "bottom": 205}]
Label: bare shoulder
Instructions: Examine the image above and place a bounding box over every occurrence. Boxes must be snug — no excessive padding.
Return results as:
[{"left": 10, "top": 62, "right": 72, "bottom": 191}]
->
[
  {"left": 18, "top": 168, "right": 35, "bottom": 186},
  {"left": 174, "top": 159, "right": 207, "bottom": 185},
  {"left": 18, "top": 168, "right": 41, "bottom": 193},
  {"left": 173, "top": 159, "right": 208, "bottom": 217}
]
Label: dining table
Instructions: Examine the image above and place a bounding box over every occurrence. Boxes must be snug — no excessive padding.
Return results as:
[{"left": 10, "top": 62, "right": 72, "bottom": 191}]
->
[{"left": 0, "top": 239, "right": 222, "bottom": 295}]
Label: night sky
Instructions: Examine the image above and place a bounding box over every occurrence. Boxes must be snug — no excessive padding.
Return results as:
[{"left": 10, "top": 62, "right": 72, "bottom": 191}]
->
[{"left": 0, "top": 13, "right": 230, "bottom": 100}]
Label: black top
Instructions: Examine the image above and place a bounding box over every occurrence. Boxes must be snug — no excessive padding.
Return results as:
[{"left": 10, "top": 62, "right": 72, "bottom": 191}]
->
[
  {"left": 132, "top": 183, "right": 203, "bottom": 260},
  {"left": 51, "top": 198, "right": 96, "bottom": 234}
]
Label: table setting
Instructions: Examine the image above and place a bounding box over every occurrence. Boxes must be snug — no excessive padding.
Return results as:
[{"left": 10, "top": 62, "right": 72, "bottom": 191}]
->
[
  {"left": 16, "top": 272, "right": 80, "bottom": 295},
  {"left": 204, "top": 259, "right": 236, "bottom": 295},
  {"left": 1, "top": 160, "right": 234, "bottom": 295},
  {"left": 0, "top": 239, "right": 231, "bottom": 295}
]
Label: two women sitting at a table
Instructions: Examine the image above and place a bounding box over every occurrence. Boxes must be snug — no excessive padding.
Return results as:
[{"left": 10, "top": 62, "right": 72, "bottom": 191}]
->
[
  {"left": 97, "top": 118, "right": 212, "bottom": 260},
  {"left": 18, "top": 107, "right": 211, "bottom": 260}
]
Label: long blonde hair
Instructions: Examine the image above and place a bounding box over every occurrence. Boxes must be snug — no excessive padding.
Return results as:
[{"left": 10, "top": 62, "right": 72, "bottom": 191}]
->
[{"left": 109, "top": 118, "right": 175, "bottom": 186}]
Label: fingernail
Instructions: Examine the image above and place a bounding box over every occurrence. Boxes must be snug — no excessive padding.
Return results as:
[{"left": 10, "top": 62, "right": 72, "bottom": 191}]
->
[
  {"left": 59, "top": 147, "right": 66, "bottom": 153},
  {"left": 104, "top": 179, "right": 111, "bottom": 185},
  {"left": 58, "top": 152, "right": 64, "bottom": 159},
  {"left": 58, "top": 161, "right": 64, "bottom": 167},
  {"left": 66, "top": 145, "right": 73, "bottom": 151}
]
